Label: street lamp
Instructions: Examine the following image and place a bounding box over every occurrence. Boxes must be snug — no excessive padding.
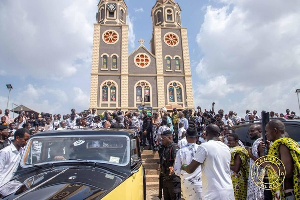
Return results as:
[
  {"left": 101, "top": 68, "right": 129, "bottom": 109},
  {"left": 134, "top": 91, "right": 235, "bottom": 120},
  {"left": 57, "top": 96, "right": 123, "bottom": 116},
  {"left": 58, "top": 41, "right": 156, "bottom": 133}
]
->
[
  {"left": 6, "top": 84, "right": 13, "bottom": 109},
  {"left": 296, "top": 89, "right": 300, "bottom": 114}
]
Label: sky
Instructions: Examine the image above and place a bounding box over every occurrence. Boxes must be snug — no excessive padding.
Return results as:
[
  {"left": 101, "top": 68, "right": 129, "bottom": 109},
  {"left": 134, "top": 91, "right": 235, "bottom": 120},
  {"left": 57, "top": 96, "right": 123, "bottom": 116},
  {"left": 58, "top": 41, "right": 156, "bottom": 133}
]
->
[{"left": 0, "top": 0, "right": 300, "bottom": 117}]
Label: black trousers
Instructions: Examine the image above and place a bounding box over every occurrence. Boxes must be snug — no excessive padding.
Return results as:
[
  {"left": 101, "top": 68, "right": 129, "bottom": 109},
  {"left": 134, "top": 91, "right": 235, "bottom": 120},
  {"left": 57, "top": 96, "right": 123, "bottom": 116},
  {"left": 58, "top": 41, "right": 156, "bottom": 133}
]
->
[
  {"left": 142, "top": 130, "right": 153, "bottom": 147},
  {"left": 163, "top": 176, "right": 181, "bottom": 200}
]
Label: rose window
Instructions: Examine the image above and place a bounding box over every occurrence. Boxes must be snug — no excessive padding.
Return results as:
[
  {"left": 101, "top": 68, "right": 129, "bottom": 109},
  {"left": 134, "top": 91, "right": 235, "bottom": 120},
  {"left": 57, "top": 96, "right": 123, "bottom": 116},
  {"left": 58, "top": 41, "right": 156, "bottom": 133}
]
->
[
  {"left": 134, "top": 53, "right": 151, "bottom": 68},
  {"left": 103, "top": 30, "right": 119, "bottom": 44},
  {"left": 164, "top": 33, "right": 179, "bottom": 46}
]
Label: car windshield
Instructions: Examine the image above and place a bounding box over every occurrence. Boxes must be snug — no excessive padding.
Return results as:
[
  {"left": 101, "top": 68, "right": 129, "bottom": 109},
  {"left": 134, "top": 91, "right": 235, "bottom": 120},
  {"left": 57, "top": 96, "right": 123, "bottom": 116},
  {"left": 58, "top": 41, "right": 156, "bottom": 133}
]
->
[{"left": 22, "top": 135, "right": 130, "bottom": 166}]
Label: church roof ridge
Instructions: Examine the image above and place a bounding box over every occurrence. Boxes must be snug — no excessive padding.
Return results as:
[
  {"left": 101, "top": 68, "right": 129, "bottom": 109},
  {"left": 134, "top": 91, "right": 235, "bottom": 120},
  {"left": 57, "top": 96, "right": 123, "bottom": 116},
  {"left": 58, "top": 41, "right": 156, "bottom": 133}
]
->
[{"left": 128, "top": 42, "right": 156, "bottom": 58}]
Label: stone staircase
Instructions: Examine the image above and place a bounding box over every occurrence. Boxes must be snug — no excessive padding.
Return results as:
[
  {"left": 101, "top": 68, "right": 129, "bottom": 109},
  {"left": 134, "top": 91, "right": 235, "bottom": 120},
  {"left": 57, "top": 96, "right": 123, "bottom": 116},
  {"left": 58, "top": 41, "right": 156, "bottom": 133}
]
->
[{"left": 141, "top": 150, "right": 160, "bottom": 189}]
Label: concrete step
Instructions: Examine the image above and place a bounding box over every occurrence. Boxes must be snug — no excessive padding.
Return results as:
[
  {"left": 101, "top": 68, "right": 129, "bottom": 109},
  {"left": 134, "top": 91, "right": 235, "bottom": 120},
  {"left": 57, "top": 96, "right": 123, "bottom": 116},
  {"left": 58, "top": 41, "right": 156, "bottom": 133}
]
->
[
  {"left": 141, "top": 154, "right": 160, "bottom": 160},
  {"left": 141, "top": 150, "right": 159, "bottom": 155},
  {"left": 146, "top": 175, "right": 159, "bottom": 182},
  {"left": 143, "top": 163, "right": 160, "bottom": 170},
  {"left": 145, "top": 169, "right": 160, "bottom": 175},
  {"left": 146, "top": 182, "right": 159, "bottom": 189},
  {"left": 144, "top": 158, "right": 159, "bottom": 164},
  {"left": 142, "top": 150, "right": 160, "bottom": 189}
]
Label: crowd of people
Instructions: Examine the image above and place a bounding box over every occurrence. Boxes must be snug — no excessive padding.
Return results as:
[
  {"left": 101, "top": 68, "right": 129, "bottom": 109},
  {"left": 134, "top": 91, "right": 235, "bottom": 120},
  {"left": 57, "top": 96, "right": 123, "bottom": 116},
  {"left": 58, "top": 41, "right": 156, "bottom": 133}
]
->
[
  {"left": 0, "top": 105, "right": 298, "bottom": 148},
  {"left": 0, "top": 105, "right": 299, "bottom": 199}
]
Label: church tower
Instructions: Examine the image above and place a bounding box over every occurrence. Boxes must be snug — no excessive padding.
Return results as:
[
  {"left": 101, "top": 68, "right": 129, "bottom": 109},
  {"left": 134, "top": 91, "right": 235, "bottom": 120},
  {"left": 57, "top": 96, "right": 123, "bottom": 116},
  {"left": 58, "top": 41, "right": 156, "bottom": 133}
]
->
[
  {"left": 151, "top": 0, "right": 194, "bottom": 109},
  {"left": 90, "top": 0, "right": 129, "bottom": 110},
  {"left": 89, "top": 0, "right": 194, "bottom": 112}
]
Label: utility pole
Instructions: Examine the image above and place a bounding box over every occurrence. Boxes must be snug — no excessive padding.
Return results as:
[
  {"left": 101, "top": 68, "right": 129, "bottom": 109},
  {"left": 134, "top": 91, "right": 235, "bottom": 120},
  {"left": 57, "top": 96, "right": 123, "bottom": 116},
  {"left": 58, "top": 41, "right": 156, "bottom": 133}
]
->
[
  {"left": 6, "top": 84, "right": 13, "bottom": 109},
  {"left": 296, "top": 89, "right": 300, "bottom": 114}
]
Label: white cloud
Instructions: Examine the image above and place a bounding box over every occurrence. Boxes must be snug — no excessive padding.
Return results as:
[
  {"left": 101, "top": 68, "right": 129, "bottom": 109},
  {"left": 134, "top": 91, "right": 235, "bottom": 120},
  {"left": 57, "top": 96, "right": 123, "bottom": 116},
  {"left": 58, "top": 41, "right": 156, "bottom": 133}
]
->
[
  {"left": 0, "top": 0, "right": 96, "bottom": 79},
  {"left": 24, "top": 84, "right": 40, "bottom": 100},
  {"left": 193, "top": 75, "right": 240, "bottom": 113},
  {"left": 72, "top": 87, "right": 89, "bottom": 109},
  {"left": 236, "top": 82, "right": 300, "bottom": 116},
  {"left": 0, "top": 70, "right": 6, "bottom": 76},
  {"left": 196, "top": 75, "right": 235, "bottom": 99},
  {"left": 194, "top": 0, "right": 300, "bottom": 115},
  {"left": 127, "top": 15, "right": 136, "bottom": 49},
  {"left": 135, "top": 8, "right": 144, "bottom": 13},
  {"left": 12, "top": 84, "right": 69, "bottom": 114}
]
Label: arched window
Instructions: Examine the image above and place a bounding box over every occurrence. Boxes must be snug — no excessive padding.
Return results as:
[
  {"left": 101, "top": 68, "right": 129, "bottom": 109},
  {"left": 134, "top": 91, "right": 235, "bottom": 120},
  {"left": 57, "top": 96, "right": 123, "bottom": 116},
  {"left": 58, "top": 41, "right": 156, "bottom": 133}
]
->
[
  {"left": 156, "top": 10, "right": 162, "bottom": 24},
  {"left": 176, "top": 87, "right": 183, "bottom": 102},
  {"left": 112, "top": 55, "right": 117, "bottom": 69},
  {"left": 175, "top": 57, "right": 180, "bottom": 70},
  {"left": 110, "top": 86, "right": 116, "bottom": 101},
  {"left": 168, "top": 82, "right": 184, "bottom": 104},
  {"left": 120, "top": 8, "right": 125, "bottom": 22},
  {"left": 166, "top": 9, "right": 173, "bottom": 22},
  {"left": 144, "top": 86, "right": 150, "bottom": 102},
  {"left": 169, "top": 86, "right": 175, "bottom": 102},
  {"left": 102, "top": 86, "right": 108, "bottom": 101},
  {"left": 102, "top": 55, "right": 107, "bottom": 69},
  {"left": 166, "top": 56, "right": 171, "bottom": 70},
  {"left": 135, "top": 81, "right": 152, "bottom": 106},
  {"left": 101, "top": 81, "right": 118, "bottom": 107},
  {"left": 136, "top": 86, "right": 142, "bottom": 102},
  {"left": 177, "top": 12, "right": 181, "bottom": 25},
  {"left": 100, "top": 8, "right": 105, "bottom": 21}
]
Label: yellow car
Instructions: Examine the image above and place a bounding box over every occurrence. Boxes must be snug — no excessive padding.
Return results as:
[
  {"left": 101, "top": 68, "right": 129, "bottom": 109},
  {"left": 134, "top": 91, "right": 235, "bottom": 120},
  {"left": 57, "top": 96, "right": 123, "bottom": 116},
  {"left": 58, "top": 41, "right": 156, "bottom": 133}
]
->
[{"left": 0, "top": 129, "right": 146, "bottom": 200}]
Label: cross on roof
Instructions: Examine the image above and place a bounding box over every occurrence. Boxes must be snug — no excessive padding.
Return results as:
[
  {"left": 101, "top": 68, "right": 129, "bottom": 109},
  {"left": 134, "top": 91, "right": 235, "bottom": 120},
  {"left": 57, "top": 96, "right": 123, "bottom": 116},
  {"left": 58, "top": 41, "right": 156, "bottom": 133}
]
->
[{"left": 139, "top": 39, "right": 145, "bottom": 45}]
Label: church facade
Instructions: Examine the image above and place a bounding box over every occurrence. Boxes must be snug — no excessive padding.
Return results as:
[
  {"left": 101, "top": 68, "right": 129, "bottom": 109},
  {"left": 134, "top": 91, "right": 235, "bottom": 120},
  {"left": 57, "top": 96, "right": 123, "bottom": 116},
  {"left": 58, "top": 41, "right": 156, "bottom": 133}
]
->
[{"left": 89, "top": 0, "right": 194, "bottom": 112}]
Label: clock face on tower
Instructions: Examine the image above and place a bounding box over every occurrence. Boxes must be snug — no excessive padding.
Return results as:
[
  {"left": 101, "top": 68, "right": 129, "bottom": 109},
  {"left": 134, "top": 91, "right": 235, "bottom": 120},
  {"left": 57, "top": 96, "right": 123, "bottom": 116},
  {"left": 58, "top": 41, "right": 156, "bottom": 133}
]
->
[
  {"left": 164, "top": 32, "right": 180, "bottom": 47},
  {"left": 107, "top": 3, "right": 116, "bottom": 11}
]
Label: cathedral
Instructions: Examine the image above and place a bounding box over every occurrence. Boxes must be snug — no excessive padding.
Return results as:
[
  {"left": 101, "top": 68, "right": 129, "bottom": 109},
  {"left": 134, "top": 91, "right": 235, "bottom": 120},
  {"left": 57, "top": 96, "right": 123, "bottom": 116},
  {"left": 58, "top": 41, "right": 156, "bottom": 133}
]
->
[{"left": 89, "top": 0, "right": 194, "bottom": 112}]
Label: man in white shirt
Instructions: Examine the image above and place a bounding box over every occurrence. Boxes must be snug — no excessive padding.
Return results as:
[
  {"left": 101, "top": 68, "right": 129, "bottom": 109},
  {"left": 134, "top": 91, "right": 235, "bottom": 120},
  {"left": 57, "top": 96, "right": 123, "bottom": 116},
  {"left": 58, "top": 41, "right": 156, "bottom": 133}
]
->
[
  {"left": 66, "top": 113, "right": 77, "bottom": 129},
  {"left": 90, "top": 116, "right": 103, "bottom": 129},
  {"left": 223, "top": 114, "right": 234, "bottom": 127},
  {"left": 178, "top": 122, "right": 186, "bottom": 141},
  {"left": 178, "top": 112, "right": 189, "bottom": 131},
  {"left": 245, "top": 110, "right": 251, "bottom": 123},
  {"left": 253, "top": 110, "right": 261, "bottom": 120},
  {"left": 57, "top": 121, "right": 67, "bottom": 131},
  {"left": 87, "top": 108, "right": 97, "bottom": 124},
  {"left": 182, "top": 124, "right": 234, "bottom": 200},
  {"left": 0, "top": 128, "right": 30, "bottom": 187},
  {"left": 174, "top": 128, "right": 202, "bottom": 200},
  {"left": 178, "top": 136, "right": 188, "bottom": 149}
]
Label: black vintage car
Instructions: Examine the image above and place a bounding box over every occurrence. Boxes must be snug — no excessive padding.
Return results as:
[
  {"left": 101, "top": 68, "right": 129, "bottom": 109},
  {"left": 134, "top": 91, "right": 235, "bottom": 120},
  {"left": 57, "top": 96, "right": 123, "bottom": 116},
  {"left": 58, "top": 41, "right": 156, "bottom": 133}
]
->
[
  {"left": 234, "top": 119, "right": 300, "bottom": 147},
  {"left": 0, "top": 130, "right": 146, "bottom": 200}
]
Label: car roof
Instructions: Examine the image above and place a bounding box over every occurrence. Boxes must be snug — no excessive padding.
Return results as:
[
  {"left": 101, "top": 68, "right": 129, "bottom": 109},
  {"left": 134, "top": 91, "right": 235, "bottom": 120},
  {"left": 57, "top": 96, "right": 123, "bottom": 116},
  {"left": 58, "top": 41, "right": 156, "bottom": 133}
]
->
[
  {"left": 31, "top": 129, "right": 136, "bottom": 138},
  {"left": 233, "top": 119, "right": 300, "bottom": 128},
  {"left": 233, "top": 120, "right": 300, "bottom": 146}
]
